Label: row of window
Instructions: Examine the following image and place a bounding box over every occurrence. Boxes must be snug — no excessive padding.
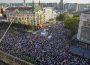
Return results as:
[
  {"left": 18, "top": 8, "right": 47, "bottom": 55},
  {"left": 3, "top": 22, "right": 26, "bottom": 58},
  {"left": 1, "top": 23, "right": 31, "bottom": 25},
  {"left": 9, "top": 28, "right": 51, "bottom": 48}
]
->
[
  {"left": 9, "top": 16, "right": 33, "bottom": 20},
  {"left": 80, "top": 27, "right": 90, "bottom": 41},
  {"left": 83, "top": 21, "right": 90, "bottom": 27}
]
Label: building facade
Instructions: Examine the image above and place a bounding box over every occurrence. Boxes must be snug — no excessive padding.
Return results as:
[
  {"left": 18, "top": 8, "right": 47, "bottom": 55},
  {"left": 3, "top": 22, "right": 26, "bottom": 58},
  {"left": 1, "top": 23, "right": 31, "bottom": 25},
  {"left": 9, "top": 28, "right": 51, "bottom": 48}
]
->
[
  {"left": 43, "top": 7, "right": 57, "bottom": 22},
  {"left": 35, "top": 10, "right": 45, "bottom": 27},
  {"left": 5, "top": 5, "right": 45, "bottom": 26},
  {"left": 77, "top": 9, "right": 90, "bottom": 44},
  {"left": 64, "top": 3, "right": 79, "bottom": 12},
  {"left": 5, "top": 6, "right": 33, "bottom": 25},
  {"left": 58, "top": 0, "right": 64, "bottom": 13},
  {"left": 60, "top": 0, "right": 64, "bottom": 10},
  {"left": 34, "top": 3, "right": 45, "bottom": 27}
]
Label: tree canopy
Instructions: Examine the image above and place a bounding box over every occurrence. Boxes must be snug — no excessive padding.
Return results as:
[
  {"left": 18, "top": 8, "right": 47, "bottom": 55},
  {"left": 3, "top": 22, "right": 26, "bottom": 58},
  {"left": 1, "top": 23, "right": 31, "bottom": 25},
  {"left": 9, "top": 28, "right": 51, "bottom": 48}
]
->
[
  {"left": 56, "top": 14, "right": 64, "bottom": 21},
  {"left": 56, "top": 13, "right": 80, "bottom": 39}
]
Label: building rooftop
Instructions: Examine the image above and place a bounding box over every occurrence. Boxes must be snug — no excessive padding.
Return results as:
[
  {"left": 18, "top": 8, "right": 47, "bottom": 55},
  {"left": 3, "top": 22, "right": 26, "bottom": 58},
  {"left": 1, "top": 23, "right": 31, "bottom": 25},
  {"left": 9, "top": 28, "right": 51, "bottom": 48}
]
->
[
  {"left": 6, "top": 4, "right": 42, "bottom": 13},
  {"left": 81, "top": 9, "right": 90, "bottom": 14},
  {"left": 6, "top": 6, "right": 32, "bottom": 11}
]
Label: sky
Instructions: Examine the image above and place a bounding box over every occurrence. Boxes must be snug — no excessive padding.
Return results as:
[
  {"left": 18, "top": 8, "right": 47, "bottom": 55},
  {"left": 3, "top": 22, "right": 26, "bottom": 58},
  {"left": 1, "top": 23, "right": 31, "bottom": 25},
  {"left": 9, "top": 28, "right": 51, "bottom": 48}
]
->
[{"left": 0, "top": 0, "right": 90, "bottom": 3}]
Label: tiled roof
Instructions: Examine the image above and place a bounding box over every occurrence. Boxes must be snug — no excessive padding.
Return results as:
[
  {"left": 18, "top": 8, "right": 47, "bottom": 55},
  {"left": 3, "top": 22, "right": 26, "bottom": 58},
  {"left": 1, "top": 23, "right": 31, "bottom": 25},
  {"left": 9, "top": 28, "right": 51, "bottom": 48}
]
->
[{"left": 6, "top": 6, "right": 33, "bottom": 11}]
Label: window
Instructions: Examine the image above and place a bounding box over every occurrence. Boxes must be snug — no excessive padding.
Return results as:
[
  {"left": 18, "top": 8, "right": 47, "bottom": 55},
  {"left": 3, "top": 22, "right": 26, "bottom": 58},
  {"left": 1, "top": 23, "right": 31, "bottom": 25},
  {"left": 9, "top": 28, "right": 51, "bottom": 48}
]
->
[
  {"left": 83, "top": 21, "right": 87, "bottom": 26},
  {"left": 83, "top": 14, "right": 86, "bottom": 18},
  {"left": 87, "top": 19, "right": 89, "bottom": 22}
]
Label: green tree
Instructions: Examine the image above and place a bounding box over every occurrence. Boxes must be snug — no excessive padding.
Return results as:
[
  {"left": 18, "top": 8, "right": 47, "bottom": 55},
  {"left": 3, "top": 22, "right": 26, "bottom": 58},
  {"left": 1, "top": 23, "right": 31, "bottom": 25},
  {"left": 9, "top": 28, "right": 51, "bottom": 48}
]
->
[
  {"left": 56, "top": 12, "right": 80, "bottom": 38},
  {"left": 56, "top": 13, "right": 70, "bottom": 21},
  {"left": 56, "top": 12, "right": 80, "bottom": 45},
  {"left": 56, "top": 14, "right": 64, "bottom": 21},
  {"left": 64, "top": 17, "right": 80, "bottom": 38}
]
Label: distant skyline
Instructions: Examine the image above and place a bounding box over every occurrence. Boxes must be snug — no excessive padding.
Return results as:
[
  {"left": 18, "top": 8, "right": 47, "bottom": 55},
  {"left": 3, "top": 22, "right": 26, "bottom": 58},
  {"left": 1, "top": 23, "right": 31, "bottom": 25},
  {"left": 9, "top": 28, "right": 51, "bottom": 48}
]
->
[{"left": 0, "top": 0, "right": 90, "bottom": 3}]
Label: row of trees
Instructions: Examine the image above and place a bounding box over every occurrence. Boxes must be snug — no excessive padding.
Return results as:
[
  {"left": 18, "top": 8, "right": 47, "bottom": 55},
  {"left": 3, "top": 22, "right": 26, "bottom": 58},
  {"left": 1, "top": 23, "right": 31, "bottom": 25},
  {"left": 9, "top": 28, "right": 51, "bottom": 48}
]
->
[{"left": 56, "top": 12, "right": 80, "bottom": 41}]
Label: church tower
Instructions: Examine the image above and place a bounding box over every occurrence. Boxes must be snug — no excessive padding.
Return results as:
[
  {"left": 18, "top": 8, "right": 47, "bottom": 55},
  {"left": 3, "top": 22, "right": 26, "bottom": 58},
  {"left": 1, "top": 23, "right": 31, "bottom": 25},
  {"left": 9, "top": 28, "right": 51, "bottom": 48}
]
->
[
  {"left": 23, "top": 0, "right": 26, "bottom": 6},
  {"left": 60, "top": 0, "right": 64, "bottom": 10},
  {"left": 58, "top": 0, "right": 64, "bottom": 13}
]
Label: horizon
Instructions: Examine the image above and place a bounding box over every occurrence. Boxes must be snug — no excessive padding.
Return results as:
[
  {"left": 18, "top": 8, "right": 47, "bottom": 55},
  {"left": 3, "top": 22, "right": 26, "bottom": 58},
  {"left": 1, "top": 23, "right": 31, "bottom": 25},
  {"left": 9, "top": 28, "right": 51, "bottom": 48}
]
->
[{"left": 0, "top": 0, "right": 90, "bottom": 4}]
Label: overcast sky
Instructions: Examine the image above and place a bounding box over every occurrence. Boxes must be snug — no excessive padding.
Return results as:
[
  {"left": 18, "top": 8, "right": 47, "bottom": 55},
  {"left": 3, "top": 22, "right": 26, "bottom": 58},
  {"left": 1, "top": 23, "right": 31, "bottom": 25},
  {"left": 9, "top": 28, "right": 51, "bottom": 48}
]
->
[{"left": 0, "top": 0, "right": 90, "bottom": 3}]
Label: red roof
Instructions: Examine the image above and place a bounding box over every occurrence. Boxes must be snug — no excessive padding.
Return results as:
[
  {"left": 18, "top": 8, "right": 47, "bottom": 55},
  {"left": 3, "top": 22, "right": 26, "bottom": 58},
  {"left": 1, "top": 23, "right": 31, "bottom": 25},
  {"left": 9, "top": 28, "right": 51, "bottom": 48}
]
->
[{"left": 6, "top": 6, "right": 33, "bottom": 11}]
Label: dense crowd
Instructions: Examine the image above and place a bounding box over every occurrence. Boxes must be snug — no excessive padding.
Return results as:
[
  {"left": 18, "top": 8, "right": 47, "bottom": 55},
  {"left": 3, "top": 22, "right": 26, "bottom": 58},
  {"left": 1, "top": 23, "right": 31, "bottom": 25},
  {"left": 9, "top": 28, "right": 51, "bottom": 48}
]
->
[{"left": 0, "top": 23, "right": 90, "bottom": 65}]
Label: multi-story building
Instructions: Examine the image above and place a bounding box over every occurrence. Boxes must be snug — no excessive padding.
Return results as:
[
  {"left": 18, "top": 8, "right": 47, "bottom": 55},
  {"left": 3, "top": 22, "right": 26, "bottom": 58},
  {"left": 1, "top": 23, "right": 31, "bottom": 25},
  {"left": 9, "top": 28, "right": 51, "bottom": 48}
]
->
[
  {"left": 58, "top": 0, "right": 64, "bottom": 13},
  {"left": 34, "top": 4, "right": 45, "bottom": 27},
  {"left": 60, "top": 0, "right": 64, "bottom": 10},
  {"left": 5, "top": 5, "right": 45, "bottom": 27},
  {"left": 77, "top": 9, "right": 90, "bottom": 44},
  {"left": 5, "top": 6, "right": 33, "bottom": 25},
  {"left": 43, "top": 7, "right": 57, "bottom": 22},
  {"left": 64, "top": 3, "right": 79, "bottom": 12}
]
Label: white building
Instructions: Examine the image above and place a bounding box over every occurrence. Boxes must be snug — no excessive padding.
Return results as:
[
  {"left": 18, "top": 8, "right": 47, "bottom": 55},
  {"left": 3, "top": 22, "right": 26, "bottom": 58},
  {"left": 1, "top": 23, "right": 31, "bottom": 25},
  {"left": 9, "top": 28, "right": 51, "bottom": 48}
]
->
[
  {"left": 43, "top": 7, "right": 57, "bottom": 22},
  {"left": 77, "top": 9, "right": 90, "bottom": 44},
  {"left": 5, "top": 6, "right": 33, "bottom": 25}
]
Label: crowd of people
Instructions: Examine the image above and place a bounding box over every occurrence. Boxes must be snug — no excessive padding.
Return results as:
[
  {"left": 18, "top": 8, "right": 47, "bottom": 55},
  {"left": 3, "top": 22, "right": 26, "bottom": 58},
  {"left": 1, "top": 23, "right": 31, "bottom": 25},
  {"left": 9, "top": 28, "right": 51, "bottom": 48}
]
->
[{"left": 0, "top": 23, "right": 90, "bottom": 65}]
